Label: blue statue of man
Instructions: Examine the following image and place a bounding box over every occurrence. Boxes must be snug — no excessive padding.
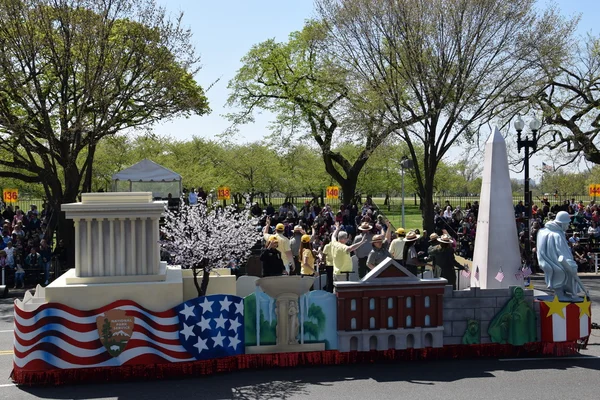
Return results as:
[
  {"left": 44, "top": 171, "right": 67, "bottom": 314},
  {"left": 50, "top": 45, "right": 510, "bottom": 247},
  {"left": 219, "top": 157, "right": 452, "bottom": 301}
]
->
[{"left": 536, "top": 211, "right": 588, "bottom": 300}]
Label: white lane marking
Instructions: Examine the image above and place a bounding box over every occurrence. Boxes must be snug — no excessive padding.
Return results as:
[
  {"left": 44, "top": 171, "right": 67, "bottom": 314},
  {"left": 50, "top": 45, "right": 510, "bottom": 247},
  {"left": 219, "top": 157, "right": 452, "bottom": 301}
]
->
[
  {"left": 0, "top": 330, "right": 13, "bottom": 333},
  {"left": 0, "top": 384, "right": 16, "bottom": 388},
  {"left": 500, "top": 356, "right": 600, "bottom": 361}
]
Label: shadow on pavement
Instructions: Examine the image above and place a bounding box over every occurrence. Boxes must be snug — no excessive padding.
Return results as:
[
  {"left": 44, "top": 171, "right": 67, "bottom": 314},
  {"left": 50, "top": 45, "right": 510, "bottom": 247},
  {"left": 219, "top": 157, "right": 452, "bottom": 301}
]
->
[{"left": 16, "top": 356, "right": 600, "bottom": 400}]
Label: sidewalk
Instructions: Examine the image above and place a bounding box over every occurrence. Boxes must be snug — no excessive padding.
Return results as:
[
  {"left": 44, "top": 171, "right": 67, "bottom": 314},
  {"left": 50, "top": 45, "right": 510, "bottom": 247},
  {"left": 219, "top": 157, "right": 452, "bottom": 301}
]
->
[
  {"left": 530, "top": 272, "right": 600, "bottom": 280},
  {"left": 0, "top": 284, "right": 44, "bottom": 300}
]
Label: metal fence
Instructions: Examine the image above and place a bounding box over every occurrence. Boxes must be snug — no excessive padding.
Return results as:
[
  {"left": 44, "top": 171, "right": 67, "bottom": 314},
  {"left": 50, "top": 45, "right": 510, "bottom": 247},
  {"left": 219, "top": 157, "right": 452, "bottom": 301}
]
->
[
  {"left": 1, "top": 198, "right": 46, "bottom": 213},
  {"left": 3, "top": 194, "right": 595, "bottom": 215},
  {"left": 382, "top": 194, "right": 596, "bottom": 211}
]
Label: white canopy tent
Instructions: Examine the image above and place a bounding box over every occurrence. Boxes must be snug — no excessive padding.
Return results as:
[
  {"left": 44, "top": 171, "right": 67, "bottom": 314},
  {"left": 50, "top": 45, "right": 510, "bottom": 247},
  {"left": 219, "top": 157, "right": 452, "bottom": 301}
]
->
[{"left": 112, "top": 159, "right": 182, "bottom": 199}]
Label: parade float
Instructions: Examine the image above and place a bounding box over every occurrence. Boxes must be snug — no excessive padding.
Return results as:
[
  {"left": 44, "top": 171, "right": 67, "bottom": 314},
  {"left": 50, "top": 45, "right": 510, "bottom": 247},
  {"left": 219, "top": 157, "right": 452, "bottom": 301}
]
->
[{"left": 11, "top": 130, "right": 591, "bottom": 385}]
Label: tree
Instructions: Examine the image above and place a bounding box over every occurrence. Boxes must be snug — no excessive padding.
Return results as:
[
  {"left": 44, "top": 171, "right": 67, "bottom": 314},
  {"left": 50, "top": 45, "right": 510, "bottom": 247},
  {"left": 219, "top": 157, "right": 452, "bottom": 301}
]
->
[
  {"left": 316, "top": 0, "right": 574, "bottom": 232},
  {"left": 227, "top": 22, "right": 421, "bottom": 205},
  {"left": 0, "top": 0, "right": 209, "bottom": 256},
  {"left": 533, "top": 34, "right": 600, "bottom": 166},
  {"left": 160, "top": 200, "right": 261, "bottom": 297}
]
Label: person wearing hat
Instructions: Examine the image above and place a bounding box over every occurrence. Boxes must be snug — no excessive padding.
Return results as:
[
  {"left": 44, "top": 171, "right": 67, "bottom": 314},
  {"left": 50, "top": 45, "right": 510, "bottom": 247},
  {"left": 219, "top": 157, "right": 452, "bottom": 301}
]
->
[
  {"left": 289, "top": 225, "right": 305, "bottom": 276},
  {"left": 428, "top": 234, "right": 463, "bottom": 289},
  {"left": 353, "top": 221, "right": 375, "bottom": 278},
  {"left": 331, "top": 222, "right": 368, "bottom": 282},
  {"left": 389, "top": 228, "right": 406, "bottom": 266},
  {"left": 299, "top": 234, "right": 317, "bottom": 281},
  {"left": 367, "top": 220, "right": 392, "bottom": 271},
  {"left": 427, "top": 233, "right": 442, "bottom": 278},
  {"left": 403, "top": 231, "right": 426, "bottom": 276},
  {"left": 263, "top": 216, "right": 294, "bottom": 274},
  {"left": 260, "top": 235, "right": 286, "bottom": 277}
]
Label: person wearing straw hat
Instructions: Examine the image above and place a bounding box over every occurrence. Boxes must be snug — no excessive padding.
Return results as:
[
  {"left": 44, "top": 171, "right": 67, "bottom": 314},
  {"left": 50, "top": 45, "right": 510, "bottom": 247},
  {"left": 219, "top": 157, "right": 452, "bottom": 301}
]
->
[
  {"left": 260, "top": 235, "right": 286, "bottom": 277},
  {"left": 427, "top": 233, "right": 441, "bottom": 278},
  {"left": 263, "top": 216, "right": 294, "bottom": 274},
  {"left": 367, "top": 220, "right": 392, "bottom": 271},
  {"left": 353, "top": 221, "right": 375, "bottom": 278},
  {"left": 403, "top": 231, "right": 425, "bottom": 276},
  {"left": 389, "top": 228, "right": 406, "bottom": 266},
  {"left": 428, "top": 234, "right": 463, "bottom": 289},
  {"left": 331, "top": 222, "right": 368, "bottom": 282}
]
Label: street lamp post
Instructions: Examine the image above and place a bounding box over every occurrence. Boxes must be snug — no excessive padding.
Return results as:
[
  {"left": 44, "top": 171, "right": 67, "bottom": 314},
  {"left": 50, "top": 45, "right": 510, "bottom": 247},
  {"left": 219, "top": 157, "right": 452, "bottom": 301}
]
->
[
  {"left": 400, "top": 157, "right": 414, "bottom": 229},
  {"left": 514, "top": 115, "right": 541, "bottom": 267}
]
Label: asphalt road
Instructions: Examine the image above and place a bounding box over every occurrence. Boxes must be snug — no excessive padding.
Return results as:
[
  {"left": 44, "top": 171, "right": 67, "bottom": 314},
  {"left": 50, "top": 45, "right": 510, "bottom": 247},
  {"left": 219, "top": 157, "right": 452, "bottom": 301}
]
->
[{"left": 0, "top": 280, "right": 598, "bottom": 400}]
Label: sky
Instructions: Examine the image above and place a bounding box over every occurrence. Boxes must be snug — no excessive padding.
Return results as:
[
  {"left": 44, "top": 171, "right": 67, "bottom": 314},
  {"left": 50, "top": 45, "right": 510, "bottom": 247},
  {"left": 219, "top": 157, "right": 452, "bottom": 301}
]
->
[{"left": 152, "top": 0, "right": 599, "bottom": 180}]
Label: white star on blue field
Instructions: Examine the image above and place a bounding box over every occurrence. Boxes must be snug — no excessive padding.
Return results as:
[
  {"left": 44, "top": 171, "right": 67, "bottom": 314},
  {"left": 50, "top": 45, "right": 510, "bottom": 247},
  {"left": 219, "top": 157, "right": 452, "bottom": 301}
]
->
[{"left": 175, "top": 295, "right": 245, "bottom": 360}]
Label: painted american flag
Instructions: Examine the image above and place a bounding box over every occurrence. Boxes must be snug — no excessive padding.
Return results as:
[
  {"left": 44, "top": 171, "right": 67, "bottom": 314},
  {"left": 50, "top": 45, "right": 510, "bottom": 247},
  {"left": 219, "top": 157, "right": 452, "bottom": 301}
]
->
[
  {"left": 13, "top": 299, "right": 194, "bottom": 371},
  {"left": 539, "top": 298, "right": 591, "bottom": 342},
  {"left": 175, "top": 295, "right": 245, "bottom": 360}
]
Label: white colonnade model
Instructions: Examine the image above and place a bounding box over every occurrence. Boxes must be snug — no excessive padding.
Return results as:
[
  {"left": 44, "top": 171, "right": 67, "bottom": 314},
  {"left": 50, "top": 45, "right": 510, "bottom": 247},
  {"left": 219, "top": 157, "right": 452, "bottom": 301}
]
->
[
  {"left": 62, "top": 192, "right": 165, "bottom": 283},
  {"left": 38, "top": 192, "right": 187, "bottom": 312}
]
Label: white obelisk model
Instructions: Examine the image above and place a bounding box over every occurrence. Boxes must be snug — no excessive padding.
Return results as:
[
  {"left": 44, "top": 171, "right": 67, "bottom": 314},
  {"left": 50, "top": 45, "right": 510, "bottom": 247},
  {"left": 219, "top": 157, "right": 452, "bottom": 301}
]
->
[{"left": 471, "top": 128, "right": 522, "bottom": 289}]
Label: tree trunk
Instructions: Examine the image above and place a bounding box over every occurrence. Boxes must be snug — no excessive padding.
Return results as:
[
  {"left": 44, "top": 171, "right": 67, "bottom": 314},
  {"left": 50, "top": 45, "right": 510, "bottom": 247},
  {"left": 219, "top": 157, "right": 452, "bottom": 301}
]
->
[
  {"left": 192, "top": 263, "right": 211, "bottom": 298},
  {"left": 199, "top": 266, "right": 211, "bottom": 297},
  {"left": 340, "top": 179, "right": 357, "bottom": 206},
  {"left": 421, "top": 182, "right": 436, "bottom": 235}
]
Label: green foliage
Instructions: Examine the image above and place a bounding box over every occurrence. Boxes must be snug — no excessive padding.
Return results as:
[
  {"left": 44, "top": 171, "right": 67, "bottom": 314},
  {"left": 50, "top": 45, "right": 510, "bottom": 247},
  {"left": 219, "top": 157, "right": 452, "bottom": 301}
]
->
[{"left": 0, "top": 0, "right": 209, "bottom": 243}]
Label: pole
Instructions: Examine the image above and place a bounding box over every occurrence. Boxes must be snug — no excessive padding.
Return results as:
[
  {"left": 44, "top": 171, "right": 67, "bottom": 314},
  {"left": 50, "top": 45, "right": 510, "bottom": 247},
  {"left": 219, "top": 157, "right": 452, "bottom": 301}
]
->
[
  {"left": 401, "top": 166, "right": 405, "bottom": 229},
  {"left": 523, "top": 142, "right": 530, "bottom": 267}
]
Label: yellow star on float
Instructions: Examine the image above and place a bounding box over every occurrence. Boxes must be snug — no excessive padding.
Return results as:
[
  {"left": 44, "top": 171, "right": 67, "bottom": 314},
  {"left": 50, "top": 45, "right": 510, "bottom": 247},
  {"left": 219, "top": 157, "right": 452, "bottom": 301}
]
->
[
  {"left": 576, "top": 296, "right": 592, "bottom": 318},
  {"left": 543, "top": 295, "right": 567, "bottom": 319}
]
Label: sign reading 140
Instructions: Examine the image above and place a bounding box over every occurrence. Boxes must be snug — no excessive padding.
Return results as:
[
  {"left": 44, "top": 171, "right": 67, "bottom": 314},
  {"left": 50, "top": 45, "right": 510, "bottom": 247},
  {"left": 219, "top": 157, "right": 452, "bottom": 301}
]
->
[
  {"left": 326, "top": 186, "right": 339, "bottom": 199},
  {"left": 2, "top": 188, "right": 18, "bottom": 203}
]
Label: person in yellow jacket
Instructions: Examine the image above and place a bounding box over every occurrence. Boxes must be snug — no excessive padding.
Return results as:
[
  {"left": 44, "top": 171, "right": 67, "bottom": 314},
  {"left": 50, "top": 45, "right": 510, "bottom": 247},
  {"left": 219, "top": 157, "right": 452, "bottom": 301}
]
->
[
  {"left": 331, "top": 222, "right": 367, "bottom": 281},
  {"left": 299, "top": 234, "right": 317, "bottom": 277}
]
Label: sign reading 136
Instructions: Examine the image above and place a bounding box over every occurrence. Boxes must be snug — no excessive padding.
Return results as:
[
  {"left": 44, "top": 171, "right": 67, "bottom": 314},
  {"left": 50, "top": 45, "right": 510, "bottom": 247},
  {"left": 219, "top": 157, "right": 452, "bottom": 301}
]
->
[{"left": 2, "top": 188, "right": 18, "bottom": 203}]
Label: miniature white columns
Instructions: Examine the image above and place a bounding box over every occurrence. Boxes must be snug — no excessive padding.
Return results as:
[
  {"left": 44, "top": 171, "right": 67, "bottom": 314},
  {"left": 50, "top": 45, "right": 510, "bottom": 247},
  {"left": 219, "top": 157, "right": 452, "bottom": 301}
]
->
[
  {"left": 74, "top": 218, "right": 81, "bottom": 277},
  {"left": 151, "top": 217, "right": 159, "bottom": 275},
  {"left": 108, "top": 218, "right": 115, "bottom": 276},
  {"left": 62, "top": 192, "right": 166, "bottom": 280}
]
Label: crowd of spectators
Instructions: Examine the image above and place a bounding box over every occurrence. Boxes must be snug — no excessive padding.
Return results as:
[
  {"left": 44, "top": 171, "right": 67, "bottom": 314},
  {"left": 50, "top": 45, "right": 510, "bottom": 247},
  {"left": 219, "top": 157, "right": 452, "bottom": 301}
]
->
[
  {"left": 0, "top": 202, "right": 65, "bottom": 288},
  {"left": 257, "top": 196, "right": 465, "bottom": 292},
  {"left": 525, "top": 197, "right": 600, "bottom": 273},
  {"left": 432, "top": 196, "right": 600, "bottom": 273}
]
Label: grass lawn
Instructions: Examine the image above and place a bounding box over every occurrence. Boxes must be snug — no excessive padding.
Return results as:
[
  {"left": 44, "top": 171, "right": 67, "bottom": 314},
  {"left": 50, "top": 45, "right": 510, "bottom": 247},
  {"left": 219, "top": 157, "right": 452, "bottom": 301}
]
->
[{"left": 376, "top": 204, "right": 423, "bottom": 231}]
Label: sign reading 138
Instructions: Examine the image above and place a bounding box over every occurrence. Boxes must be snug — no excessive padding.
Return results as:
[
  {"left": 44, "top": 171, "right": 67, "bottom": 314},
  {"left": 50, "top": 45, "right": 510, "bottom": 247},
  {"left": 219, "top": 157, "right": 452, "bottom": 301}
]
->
[
  {"left": 2, "top": 188, "right": 18, "bottom": 203},
  {"left": 217, "top": 186, "right": 231, "bottom": 201}
]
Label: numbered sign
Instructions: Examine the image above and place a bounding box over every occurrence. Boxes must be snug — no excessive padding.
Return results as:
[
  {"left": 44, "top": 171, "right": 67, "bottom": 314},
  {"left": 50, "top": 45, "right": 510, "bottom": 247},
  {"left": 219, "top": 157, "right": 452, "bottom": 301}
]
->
[
  {"left": 2, "top": 188, "right": 18, "bottom": 203},
  {"left": 217, "top": 186, "right": 231, "bottom": 201},
  {"left": 589, "top": 184, "right": 600, "bottom": 197},
  {"left": 326, "top": 186, "right": 339, "bottom": 200}
]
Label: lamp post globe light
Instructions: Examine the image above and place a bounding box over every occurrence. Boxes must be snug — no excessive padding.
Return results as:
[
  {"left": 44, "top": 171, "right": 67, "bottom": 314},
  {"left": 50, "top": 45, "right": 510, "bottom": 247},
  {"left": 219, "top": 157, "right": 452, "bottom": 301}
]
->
[
  {"left": 514, "top": 115, "right": 541, "bottom": 268},
  {"left": 400, "top": 157, "right": 414, "bottom": 228}
]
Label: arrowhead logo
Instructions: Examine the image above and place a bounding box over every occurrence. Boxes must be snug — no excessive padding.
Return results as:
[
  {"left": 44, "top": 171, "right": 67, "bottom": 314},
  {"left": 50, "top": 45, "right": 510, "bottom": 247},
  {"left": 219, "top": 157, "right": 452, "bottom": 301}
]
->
[{"left": 96, "top": 309, "right": 135, "bottom": 357}]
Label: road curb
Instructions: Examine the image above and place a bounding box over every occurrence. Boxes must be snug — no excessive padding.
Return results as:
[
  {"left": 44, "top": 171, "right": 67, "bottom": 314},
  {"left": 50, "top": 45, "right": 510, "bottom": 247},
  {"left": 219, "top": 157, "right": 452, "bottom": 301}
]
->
[{"left": 530, "top": 274, "right": 600, "bottom": 280}]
